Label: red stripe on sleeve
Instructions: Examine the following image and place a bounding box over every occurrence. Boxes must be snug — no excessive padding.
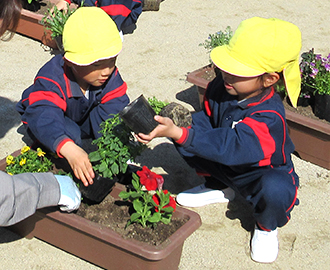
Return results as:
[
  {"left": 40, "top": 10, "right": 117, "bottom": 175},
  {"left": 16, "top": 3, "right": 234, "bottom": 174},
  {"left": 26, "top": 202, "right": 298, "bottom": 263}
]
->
[
  {"left": 175, "top": 127, "right": 188, "bottom": 145},
  {"left": 35, "top": 76, "right": 66, "bottom": 102},
  {"left": 101, "top": 82, "right": 127, "bottom": 103},
  {"left": 29, "top": 91, "right": 67, "bottom": 111},
  {"left": 101, "top": 5, "right": 131, "bottom": 16},
  {"left": 240, "top": 117, "right": 276, "bottom": 166},
  {"left": 204, "top": 97, "right": 212, "bottom": 117},
  {"left": 56, "top": 138, "right": 74, "bottom": 158}
]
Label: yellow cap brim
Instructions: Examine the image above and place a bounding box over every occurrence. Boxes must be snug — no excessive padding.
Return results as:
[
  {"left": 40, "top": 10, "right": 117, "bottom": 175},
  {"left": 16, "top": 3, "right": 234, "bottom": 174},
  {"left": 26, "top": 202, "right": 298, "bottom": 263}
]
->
[
  {"left": 210, "top": 46, "right": 265, "bottom": 77},
  {"left": 64, "top": 43, "right": 122, "bottom": 66}
]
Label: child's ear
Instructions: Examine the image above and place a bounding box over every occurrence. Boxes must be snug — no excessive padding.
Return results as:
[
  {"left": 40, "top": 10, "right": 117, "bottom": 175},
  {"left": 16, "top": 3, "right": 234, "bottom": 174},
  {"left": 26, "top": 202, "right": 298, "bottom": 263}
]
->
[{"left": 263, "top": 73, "right": 280, "bottom": 88}]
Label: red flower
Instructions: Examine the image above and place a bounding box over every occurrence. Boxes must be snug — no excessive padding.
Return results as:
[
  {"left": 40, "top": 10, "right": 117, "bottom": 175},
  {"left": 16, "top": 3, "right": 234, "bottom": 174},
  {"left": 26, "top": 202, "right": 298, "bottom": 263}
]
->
[
  {"left": 152, "top": 190, "right": 177, "bottom": 212},
  {"left": 137, "top": 166, "right": 158, "bottom": 191}
]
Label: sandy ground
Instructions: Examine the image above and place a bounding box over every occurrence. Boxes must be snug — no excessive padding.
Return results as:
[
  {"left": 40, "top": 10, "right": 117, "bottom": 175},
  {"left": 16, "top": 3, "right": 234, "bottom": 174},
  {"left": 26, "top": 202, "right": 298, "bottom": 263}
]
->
[{"left": 0, "top": 0, "right": 330, "bottom": 269}]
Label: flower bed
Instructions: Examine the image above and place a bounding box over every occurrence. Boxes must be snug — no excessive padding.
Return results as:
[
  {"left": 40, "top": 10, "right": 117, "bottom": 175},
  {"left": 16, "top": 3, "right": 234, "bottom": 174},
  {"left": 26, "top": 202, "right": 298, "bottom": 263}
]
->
[{"left": 0, "top": 152, "right": 202, "bottom": 270}]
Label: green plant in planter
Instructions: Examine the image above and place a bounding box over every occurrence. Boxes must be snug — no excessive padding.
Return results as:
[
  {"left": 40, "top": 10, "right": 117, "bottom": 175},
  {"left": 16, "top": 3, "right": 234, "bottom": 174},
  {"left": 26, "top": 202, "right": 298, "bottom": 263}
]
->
[
  {"left": 147, "top": 96, "right": 169, "bottom": 114},
  {"left": 41, "top": 3, "right": 77, "bottom": 39},
  {"left": 5, "top": 146, "right": 53, "bottom": 175},
  {"left": 199, "top": 26, "right": 233, "bottom": 54},
  {"left": 119, "top": 166, "right": 176, "bottom": 228},
  {"left": 300, "top": 48, "right": 330, "bottom": 95},
  {"left": 88, "top": 114, "right": 146, "bottom": 179},
  {"left": 26, "top": 0, "right": 37, "bottom": 3}
]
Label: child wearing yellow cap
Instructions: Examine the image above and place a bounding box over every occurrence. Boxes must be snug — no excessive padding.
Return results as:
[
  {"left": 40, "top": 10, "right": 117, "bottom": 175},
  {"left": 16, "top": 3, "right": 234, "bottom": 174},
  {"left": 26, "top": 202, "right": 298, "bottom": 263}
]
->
[
  {"left": 17, "top": 7, "right": 129, "bottom": 187},
  {"left": 55, "top": 0, "right": 143, "bottom": 35},
  {"left": 136, "top": 17, "right": 301, "bottom": 263}
]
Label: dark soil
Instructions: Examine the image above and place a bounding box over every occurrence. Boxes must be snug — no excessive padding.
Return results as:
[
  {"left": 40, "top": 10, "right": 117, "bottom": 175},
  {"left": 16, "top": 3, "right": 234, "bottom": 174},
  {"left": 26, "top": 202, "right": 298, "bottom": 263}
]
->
[{"left": 76, "top": 191, "right": 188, "bottom": 246}]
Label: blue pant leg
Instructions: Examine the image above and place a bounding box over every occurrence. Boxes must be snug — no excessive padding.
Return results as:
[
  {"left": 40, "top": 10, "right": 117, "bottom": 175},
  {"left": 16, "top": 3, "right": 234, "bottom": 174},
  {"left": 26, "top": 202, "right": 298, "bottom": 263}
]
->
[{"left": 245, "top": 169, "right": 299, "bottom": 231}]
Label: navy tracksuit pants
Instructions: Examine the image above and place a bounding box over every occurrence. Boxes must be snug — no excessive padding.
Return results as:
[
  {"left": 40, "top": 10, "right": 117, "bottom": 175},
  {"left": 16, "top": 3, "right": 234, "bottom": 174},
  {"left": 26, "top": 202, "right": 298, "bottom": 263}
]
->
[{"left": 178, "top": 153, "right": 299, "bottom": 231}]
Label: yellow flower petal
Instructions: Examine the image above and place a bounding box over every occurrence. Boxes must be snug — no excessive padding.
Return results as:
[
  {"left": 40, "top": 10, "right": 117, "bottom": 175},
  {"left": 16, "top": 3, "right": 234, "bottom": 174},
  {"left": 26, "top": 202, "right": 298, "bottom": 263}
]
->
[
  {"left": 21, "top": 146, "right": 30, "bottom": 154},
  {"left": 37, "top": 148, "right": 46, "bottom": 157},
  {"left": 19, "top": 158, "right": 26, "bottom": 166},
  {"left": 6, "top": 155, "right": 14, "bottom": 165}
]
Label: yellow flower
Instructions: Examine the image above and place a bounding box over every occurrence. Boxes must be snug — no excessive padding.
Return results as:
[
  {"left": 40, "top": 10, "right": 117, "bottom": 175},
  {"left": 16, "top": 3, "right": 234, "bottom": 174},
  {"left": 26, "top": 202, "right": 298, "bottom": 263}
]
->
[
  {"left": 21, "top": 146, "right": 30, "bottom": 154},
  {"left": 19, "top": 158, "right": 27, "bottom": 166},
  {"left": 6, "top": 155, "right": 14, "bottom": 165},
  {"left": 7, "top": 172, "right": 13, "bottom": 176},
  {"left": 37, "top": 148, "right": 46, "bottom": 157}
]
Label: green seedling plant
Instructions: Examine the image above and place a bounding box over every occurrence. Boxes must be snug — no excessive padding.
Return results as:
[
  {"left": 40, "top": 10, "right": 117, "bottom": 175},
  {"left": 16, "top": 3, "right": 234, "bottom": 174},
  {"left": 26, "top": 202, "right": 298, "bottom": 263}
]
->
[
  {"left": 119, "top": 166, "right": 176, "bottom": 228},
  {"left": 41, "top": 3, "right": 78, "bottom": 39},
  {"left": 199, "top": 26, "right": 233, "bottom": 54},
  {"left": 147, "top": 96, "right": 169, "bottom": 114},
  {"left": 88, "top": 114, "right": 146, "bottom": 179}
]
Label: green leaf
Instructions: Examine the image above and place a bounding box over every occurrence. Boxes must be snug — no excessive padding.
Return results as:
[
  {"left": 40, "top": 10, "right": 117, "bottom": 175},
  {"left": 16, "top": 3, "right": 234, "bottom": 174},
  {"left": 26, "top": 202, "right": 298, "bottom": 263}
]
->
[
  {"left": 133, "top": 199, "right": 143, "bottom": 213},
  {"left": 162, "top": 206, "right": 174, "bottom": 213},
  {"left": 118, "top": 191, "right": 130, "bottom": 199},
  {"left": 160, "top": 217, "right": 172, "bottom": 224},
  {"left": 98, "top": 161, "right": 108, "bottom": 172},
  {"left": 111, "top": 162, "right": 119, "bottom": 175},
  {"left": 89, "top": 151, "right": 101, "bottom": 162},
  {"left": 130, "top": 191, "right": 142, "bottom": 199},
  {"left": 148, "top": 212, "right": 161, "bottom": 223},
  {"left": 130, "top": 212, "right": 141, "bottom": 222}
]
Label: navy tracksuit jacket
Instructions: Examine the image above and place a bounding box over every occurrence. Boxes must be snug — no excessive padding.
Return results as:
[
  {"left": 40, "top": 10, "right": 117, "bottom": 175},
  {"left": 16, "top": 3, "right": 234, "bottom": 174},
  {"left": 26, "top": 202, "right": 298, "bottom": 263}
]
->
[
  {"left": 65, "top": 0, "right": 142, "bottom": 31},
  {"left": 16, "top": 54, "right": 129, "bottom": 156},
  {"left": 176, "top": 74, "right": 299, "bottom": 230}
]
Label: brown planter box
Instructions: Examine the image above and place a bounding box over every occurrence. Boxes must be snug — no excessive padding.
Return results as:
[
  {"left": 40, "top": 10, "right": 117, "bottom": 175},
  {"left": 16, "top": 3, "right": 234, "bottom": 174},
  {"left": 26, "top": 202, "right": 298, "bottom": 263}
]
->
[
  {"left": 0, "top": 155, "right": 202, "bottom": 270},
  {"left": 186, "top": 65, "right": 330, "bottom": 170},
  {"left": 17, "top": 0, "right": 59, "bottom": 49}
]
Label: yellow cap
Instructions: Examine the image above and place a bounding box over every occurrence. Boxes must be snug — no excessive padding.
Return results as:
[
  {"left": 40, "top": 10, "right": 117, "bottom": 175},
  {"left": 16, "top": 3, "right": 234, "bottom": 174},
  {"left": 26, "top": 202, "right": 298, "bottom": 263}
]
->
[
  {"left": 63, "top": 7, "right": 122, "bottom": 66},
  {"left": 210, "top": 17, "right": 302, "bottom": 107}
]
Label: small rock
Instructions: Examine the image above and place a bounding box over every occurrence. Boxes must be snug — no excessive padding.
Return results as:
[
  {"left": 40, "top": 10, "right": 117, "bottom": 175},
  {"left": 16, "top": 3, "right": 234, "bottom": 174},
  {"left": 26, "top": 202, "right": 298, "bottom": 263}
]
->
[{"left": 159, "top": 102, "right": 192, "bottom": 127}]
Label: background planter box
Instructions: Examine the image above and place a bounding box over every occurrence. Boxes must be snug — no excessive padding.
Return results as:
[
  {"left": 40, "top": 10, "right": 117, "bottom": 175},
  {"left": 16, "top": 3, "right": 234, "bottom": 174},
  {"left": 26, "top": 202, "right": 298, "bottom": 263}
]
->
[
  {"left": 186, "top": 65, "right": 330, "bottom": 170},
  {"left": 0, "top": 155, "right": 201, "bottom": 270},
  {"left": 17, "top": 0, "right": 58, "bottom": 49}
]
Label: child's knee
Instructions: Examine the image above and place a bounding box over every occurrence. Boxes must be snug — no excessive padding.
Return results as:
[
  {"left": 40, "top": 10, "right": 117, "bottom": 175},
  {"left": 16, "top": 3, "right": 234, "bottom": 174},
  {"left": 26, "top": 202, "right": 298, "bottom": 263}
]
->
[{"left": 259, "top": 170, "right": 297, "bottom": 208}]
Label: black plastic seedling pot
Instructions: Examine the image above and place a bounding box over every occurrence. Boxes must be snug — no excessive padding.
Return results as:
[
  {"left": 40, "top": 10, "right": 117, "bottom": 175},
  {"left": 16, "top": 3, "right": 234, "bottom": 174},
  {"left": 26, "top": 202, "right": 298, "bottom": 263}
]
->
[
  {"left": 120, "top": 95, "right": 158, "bottom": 134},
  {"left": 78, "top": 173, "right": 118, "bottom": 203}
]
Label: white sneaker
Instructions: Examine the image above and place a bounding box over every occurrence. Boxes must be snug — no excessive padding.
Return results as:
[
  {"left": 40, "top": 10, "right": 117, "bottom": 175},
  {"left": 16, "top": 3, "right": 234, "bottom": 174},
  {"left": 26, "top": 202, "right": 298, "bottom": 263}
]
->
[
  {"left": 176, "top": 184, "right": 235, "bottom": 207},
  {"left": 251, "top": 227, "right": 279, "bottom": 263}
]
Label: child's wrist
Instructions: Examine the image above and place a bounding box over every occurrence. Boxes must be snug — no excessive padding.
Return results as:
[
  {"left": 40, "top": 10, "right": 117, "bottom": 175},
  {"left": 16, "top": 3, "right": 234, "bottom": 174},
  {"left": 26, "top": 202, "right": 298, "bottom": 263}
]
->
[{"left": 172, "top": 126, "right": 183, "bottom": 141}]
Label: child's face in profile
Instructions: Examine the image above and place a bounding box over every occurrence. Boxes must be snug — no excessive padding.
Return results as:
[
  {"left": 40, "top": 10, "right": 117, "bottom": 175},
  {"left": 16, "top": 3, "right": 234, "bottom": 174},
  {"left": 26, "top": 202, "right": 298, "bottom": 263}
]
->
[
  {"left": 220, "top": 71, "right": 264, "bottom": 101},
  {"left": 70, "top": 57, "right": 117, "bottom": 91},
  {"left": 220, "top": 71, "right": 279, "bottom": 101}
]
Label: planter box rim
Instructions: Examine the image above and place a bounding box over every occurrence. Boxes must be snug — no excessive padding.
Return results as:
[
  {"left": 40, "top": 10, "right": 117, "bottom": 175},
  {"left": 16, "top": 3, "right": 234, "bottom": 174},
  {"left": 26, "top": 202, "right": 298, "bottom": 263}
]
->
[
  {"left": 39, "top": 195, "right": 201, "bottom": 260},
  {"left": 285, "top": 109, "right": 330, "bottom": 134}
]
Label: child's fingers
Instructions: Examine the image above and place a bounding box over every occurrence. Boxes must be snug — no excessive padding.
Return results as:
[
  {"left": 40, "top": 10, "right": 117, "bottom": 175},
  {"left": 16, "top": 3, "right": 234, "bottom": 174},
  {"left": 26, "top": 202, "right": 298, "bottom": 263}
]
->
[{"left": 135, "top": 133, "right": 151, "bottom": 144}]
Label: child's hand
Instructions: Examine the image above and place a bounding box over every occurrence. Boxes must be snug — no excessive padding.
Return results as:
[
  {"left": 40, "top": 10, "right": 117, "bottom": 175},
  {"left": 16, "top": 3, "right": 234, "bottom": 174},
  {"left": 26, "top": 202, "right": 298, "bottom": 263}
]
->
[
  {"left": 136, "top": 115, "right": 183, "bottom": 144},
  {"left": 59, "top": 141, "right": 95, "bottom": 187},
  {"left": 53, "top": 0, "right": 69, "bottom": 12}
]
